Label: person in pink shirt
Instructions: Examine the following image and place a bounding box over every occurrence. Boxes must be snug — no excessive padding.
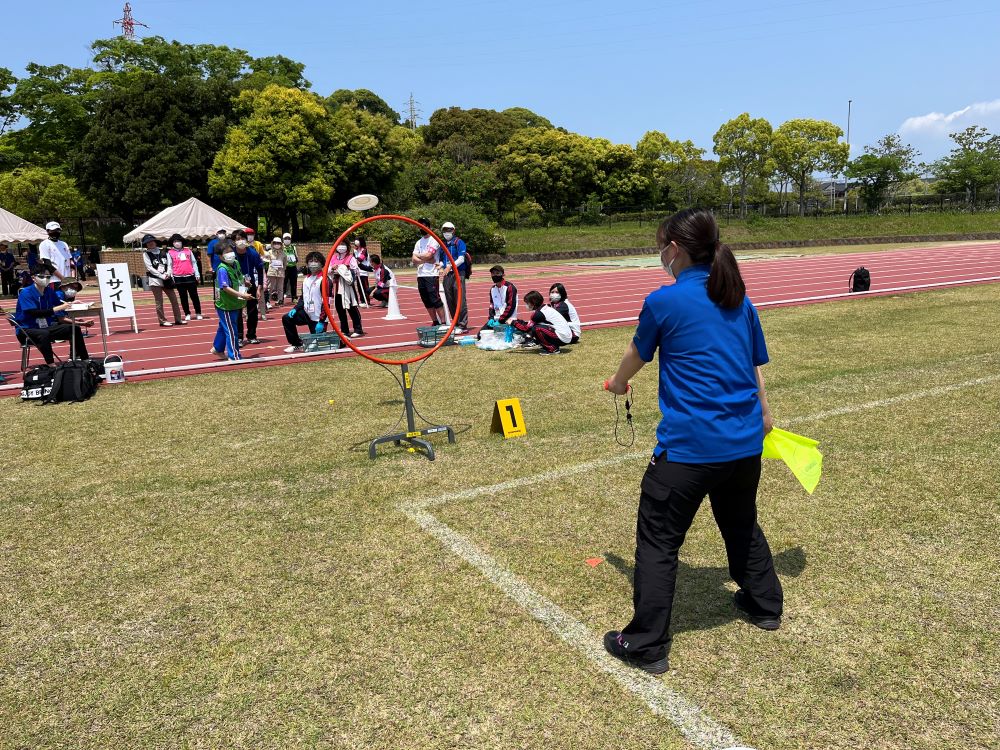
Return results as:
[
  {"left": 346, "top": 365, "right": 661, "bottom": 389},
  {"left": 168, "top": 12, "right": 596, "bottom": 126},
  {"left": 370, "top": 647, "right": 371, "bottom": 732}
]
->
[{"left": 167, "top": 233, "right": 203, "bottom": 320}]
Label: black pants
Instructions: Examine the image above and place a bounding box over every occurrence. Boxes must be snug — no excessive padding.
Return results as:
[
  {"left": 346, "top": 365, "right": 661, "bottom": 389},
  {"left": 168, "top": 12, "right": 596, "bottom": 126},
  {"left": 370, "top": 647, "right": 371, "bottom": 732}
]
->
[
  {"left": 175, "top": 278, "right": 202, "bottom": 316},
  {"left": 1, "top": 270, "right": 15, "bottom": 296},
  {"left": 371, "top": 286, "right": 389, "bottom": 304},
  {"left": 18, "top": 323, "right": 90, "bottom": 364},
  {"left": 621, "top": 453, "right": 782, "bottom": 661},
  {"left": 282, "top": 308, "right": 314, "bottom": 347},
  {"left": 335, "top": 295, "right": 363, "bottom": 334},
  {"left": 236, "top": 285, "right": 259, "bottom": 340},
  {"left": 443, "top": 272, "right": 469, "bottom": 328},
  {"left": 284, "top": 267, "right": 298, "bottom": 299}
]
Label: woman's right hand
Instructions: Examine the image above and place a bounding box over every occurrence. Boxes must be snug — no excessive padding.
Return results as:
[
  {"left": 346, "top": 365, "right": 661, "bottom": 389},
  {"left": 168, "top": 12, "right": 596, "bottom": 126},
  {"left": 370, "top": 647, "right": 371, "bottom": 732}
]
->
[
  {"left": 762, "top": 409, "right": 774, "bottom": 435},
  {"left": 605, "top": 376, "right": 629, "bottom": 395}
]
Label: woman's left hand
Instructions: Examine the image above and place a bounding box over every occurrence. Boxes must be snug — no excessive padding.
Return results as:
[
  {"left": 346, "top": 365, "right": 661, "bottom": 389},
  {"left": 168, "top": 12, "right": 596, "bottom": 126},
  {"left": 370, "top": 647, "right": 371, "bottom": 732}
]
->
[
  {"left": 606, "top": 376, "right": 629, "bottom": 396},
  {"left": 763, "top": 410, "right": 774, "bottom": 435}
]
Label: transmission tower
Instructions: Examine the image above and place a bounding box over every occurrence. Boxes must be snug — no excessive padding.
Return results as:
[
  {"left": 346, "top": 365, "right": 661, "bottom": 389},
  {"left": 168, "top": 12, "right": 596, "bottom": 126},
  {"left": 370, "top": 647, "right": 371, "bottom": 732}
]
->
[
  {"left": 402, "top": 93, "right": 422, "bottom": 130},
  {"left": 114, "top": 3, "right": 149, "bottom": 39}
]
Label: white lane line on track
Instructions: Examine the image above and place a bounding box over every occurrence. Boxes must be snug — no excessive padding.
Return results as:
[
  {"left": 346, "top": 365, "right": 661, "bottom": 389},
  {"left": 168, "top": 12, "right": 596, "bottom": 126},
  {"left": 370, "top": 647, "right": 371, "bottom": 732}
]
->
[{"left": 404, "top": 371, "right": 1000, "bottom": 750}]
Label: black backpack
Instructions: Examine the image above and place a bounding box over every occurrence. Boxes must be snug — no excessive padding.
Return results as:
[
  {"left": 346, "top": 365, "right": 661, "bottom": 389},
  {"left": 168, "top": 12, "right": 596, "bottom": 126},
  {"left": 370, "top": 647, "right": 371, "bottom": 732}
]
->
[
  {"left": 20, "top": 364, "right": 57, "bottom": 401},
  {"left": 463, "top": 248, "right": 473, "bottom": 279},
  {"left": 849, "top": 266, "right": 871, "bottom": 293},
  {"left": 44, "top": 360, "right": 101, "bottom": 403}
]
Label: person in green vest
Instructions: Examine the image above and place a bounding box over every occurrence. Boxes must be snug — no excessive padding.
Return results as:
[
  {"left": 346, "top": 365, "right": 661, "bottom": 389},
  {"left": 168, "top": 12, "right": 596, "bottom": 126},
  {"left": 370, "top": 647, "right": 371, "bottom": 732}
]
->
[
  {"left": 282, "top": 232, "right": 299, "bottom": 301},
  {"left": 211, "top": 247, "right": 254, "bottom": 361}
]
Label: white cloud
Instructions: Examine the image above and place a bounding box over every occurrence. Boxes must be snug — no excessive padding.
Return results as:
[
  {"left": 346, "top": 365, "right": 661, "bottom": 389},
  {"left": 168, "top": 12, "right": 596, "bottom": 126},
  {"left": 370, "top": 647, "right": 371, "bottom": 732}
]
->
[{"left": 899, "top": 99, "right": 1000, "bottom": 137}]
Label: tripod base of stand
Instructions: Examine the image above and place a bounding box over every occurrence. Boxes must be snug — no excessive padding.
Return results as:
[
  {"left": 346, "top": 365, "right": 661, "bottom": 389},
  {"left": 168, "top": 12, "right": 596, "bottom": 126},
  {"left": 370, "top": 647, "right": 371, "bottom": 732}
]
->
[
  {"left": 367, "top": 363, "right": 456, "bottom": 461},
  {"left": 369, "top": 424, "right": 455, "bottom": 461}
]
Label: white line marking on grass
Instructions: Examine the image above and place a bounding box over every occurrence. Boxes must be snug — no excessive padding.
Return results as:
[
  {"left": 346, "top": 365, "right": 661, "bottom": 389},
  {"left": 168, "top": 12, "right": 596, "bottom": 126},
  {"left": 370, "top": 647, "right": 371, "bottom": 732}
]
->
[
  {"left": 784, "top": 373, "right": 1000, "bottom": 425},
  {"left": 412, "top": 453, "right": 645, "bottom": 510},
  {"left": 402, "top": 505, "right": 745, "bottom": 750}
]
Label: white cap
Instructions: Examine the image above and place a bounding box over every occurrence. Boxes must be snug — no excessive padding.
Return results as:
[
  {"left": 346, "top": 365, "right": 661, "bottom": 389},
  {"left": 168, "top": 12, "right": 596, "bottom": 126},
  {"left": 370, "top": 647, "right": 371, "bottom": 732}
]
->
[
  {"left": 353, "top": 239, "right": 361, "bottom": 246},
  {"left": 282, "top": 232, "right": 292, "bottom": 239},
  {"left": 441, "top": 221, "right": 455, "bottom": 230},
  {"left": 45, "top": 221, "right": 61, "bottom": 231},
  {"left": 272, "top": 237, "right": 282, "bottom": 244}
]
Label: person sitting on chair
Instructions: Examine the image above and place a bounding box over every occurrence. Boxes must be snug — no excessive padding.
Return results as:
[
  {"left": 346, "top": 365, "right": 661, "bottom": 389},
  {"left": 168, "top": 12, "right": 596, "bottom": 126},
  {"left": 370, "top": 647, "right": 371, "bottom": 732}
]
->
[{"left": 12, "top": 262, "right": 91, "bottom": 363}]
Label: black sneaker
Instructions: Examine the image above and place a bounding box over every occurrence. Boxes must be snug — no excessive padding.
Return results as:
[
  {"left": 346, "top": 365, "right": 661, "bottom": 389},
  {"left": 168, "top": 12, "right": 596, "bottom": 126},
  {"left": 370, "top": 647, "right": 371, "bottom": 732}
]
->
[
  {"left": 247, "top": 338, "right": 261, "bottom": 345},
  {"left": 602, "top": 631, "right": 668, "bottom": 674},
  {"left": 734, "top": 591, "right": 781, "bottom": 630}
]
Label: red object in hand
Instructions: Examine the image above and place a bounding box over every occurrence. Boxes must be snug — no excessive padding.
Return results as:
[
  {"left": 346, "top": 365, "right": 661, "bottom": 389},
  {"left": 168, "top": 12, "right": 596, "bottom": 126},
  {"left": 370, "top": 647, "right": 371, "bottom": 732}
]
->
[{"left": 604, "top": 380, "right": 631, "bottom": 392}]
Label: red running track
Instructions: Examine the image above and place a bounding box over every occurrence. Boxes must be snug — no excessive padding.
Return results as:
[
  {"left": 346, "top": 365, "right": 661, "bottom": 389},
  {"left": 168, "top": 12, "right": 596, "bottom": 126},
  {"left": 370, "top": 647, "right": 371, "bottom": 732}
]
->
[{"left": 2, "top": 242, "right": 999, "bottom": 393}]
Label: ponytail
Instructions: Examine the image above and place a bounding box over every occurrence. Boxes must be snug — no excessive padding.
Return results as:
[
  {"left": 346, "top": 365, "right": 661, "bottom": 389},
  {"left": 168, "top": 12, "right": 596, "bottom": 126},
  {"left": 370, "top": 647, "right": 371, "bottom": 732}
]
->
[{"left": 707, "top": 243, "right": 746, "bottom": 309}]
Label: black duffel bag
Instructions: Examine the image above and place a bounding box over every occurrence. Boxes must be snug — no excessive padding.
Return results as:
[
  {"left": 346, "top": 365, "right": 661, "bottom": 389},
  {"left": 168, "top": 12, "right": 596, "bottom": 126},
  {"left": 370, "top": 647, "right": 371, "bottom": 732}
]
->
[
  {"left": 44, "top": 360, "right": 101, "bottom": 403},
  {"left": 20, "top": 364, "right": 57, "bottom": 402}
]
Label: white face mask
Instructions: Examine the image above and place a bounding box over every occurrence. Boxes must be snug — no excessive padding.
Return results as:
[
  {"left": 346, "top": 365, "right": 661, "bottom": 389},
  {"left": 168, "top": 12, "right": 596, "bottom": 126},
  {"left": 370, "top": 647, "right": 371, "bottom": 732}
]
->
[
  {"left": 443, "top": 232, "right": 454, "bottom": 241},
  {"left": 307, "top": 262, "right": 321, "bottom": 272},
  {"left": 217, "top": 233, "right": 226, "bottom": 240},
  {"left": 246, "top": 235, "right": 255, "bottom": 243},
  {"left": 662, "top": 245, "right": 679, "bottom": 278},
  {"left": 223, "top": 251, "right": 237, "bottom": 263},
  {"left": 35, "top": 275, "right": 51, "bottom": 288},
  {"left": 283, "top": 239, "right": 291, "bottom": 246},
  {"left": 236, "top": 240, "right": 248, "bottom": 249},
  {"left": 63, "top": 288, "right": 77, "bottom": 299},
  {"left": 173, "top": 241, "right": 183, "bottom": 249},
  {"left": 549, "top": 292, "right": 562, "bottom": 303}
]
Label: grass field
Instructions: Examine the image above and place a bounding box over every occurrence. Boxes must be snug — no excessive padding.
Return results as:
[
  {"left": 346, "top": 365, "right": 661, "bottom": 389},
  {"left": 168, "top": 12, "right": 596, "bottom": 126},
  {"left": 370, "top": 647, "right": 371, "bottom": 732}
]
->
[
  {"left": 503, "top": 211, "right": 1000, "bottom": 254},
  {"left": 2, "top": 284, "right": 998, "bottom": 749}
]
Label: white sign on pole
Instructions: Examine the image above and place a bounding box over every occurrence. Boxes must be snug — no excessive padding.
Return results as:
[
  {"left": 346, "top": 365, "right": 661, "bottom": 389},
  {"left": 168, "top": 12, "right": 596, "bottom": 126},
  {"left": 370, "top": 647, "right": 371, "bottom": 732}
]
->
[{"left": 96, "top": 262, "right": 139, "bottom": 334}]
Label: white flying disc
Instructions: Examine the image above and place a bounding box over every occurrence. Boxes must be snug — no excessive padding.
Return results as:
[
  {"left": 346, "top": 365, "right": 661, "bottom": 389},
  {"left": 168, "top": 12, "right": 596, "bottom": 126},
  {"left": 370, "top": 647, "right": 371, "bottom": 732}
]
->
[{"left": 347, "top": 194, "right": 379, "bottom": 211}]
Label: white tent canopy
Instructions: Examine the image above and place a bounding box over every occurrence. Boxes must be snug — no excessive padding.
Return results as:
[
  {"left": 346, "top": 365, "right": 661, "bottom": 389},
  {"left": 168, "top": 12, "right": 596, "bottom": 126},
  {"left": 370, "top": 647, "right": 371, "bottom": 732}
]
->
[
  {"left": 0, "top": 206, "right": 48, "bottom": 243},
  {"left": 123, "top": 197, "right": 245, "bottom": 244}
]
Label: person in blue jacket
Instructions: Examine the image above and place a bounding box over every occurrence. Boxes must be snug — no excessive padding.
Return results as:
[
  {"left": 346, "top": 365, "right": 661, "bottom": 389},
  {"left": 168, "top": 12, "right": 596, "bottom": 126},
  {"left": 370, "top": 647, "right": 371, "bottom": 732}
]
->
[
  {"left": 437, "top": 220, "right": 469, "bottom": 333},
  {"left": 206, "top": 228, "right": 228, "bottom": 273},
  {"left": 12, "top": 261, "right": 90, "bottom": 362},
  {"left": 603, "top": 208, "right": 781, "bottom": 675},
  {"left": 232, "top": 230, "right": 264, "bottom": 345}
]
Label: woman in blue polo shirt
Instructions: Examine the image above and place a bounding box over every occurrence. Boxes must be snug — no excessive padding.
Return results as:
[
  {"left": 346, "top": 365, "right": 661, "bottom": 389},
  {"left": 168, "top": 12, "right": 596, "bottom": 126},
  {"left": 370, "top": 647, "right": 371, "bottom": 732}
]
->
[{"left": 603, "top": 208, "right": 781, "bottom": 674}]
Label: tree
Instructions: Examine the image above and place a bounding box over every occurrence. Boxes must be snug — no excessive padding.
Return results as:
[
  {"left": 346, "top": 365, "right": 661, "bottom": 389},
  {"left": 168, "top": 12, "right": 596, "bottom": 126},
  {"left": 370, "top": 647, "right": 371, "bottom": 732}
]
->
[
  {"left": 325, "top": 106, "right": 411, "bottom": 208},
  {"left": 424, "top": 107, "right": 521, "bottom": 163},
  {"left": 3, "top": 63, "right": 98, "bottom": 169},
  {"left": 501, "top": 107, "right": 553, "bottom": 130},
  {"left": 932, "top": 126, "right": 1000, "bottom": 206},
  {"left": 209, "top": 85, "right": 333, "bottom": 226},
  {"left": 0, "top": 167, "right": 94, "bottom": 221},
  {"left": 327, "top": 89, "right": 399, "bottom": 123},
  {"left": 713, "top": 113, "right": 773, "bottom": 217},
  {"left": 495, "top": 128, "right": 605, "bottom": 211},
  {"left": 772, "top": 119, "right": 849, "bottom": 216},
  {"left": 76, "top": 72, "right": 231, "bottom": 221},
  {"left": 0, "top": 68, "right": 16, "bottom": 137},
  {"left": 846, "top": 134, "right": 919, "bottom": 211},
  {"left": 596, "top": 142, "right": 649, "bottom": 209}
]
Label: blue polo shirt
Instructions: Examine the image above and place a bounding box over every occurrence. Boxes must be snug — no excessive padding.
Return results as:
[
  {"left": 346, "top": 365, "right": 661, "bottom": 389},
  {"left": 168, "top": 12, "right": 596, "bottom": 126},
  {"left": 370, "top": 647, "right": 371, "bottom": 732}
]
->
[
  {"left": 633, "top": 265, "right": 769, "bottom": 462},
  {"left": 14, "top": 284, "right": 64, "bottom": 329}
]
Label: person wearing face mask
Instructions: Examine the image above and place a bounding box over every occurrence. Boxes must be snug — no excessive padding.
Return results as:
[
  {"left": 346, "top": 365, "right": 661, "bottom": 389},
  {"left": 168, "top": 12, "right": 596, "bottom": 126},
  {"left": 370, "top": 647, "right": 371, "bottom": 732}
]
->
[
  {"left": 245, "top": 227, "right": 265, "bottom": 256},
  {"left": 486, "top": 265, "right": 518, "bottom": 328},
  {"left": 167, "top": 234, "right": 203, "bottom": 321},
  {"left": 282, "top": 233, "right": 299, "bottom": 301},
  {"left": 329, "top": 242, "right": 365, "bottom": 338},
  {"left": 602, "top": 208, "right": 780, "bottom": 675},
  {"left": 511, "top": 290, "right": 573, "bottom": 355},
  {"left": 39, "top": 222, "right": 72, "bottom": 284},
  {"left": 211, "top": 246, "right": 254, "bottom": 360},
  {"left": 206, "top": 228, "right": 228, "bottom": 273},
  {"left": 232, "top": 230, "right": 265, "bottom": 344},
  {"left": 412, "top": 217, "right": 447, "bottom": 327},
  {"left": 437, "top": 221, "right": 469, "bottom": 334},
  {"left": 12, "top": 261, "right": 91, "bottom": 363},
  {"left": 352, "top": 238, "right": 372, "bottom": 304},
  {"left": 369, "top": 255, "right": 393, "bottom": 307},
  {"left": 281, "top": 251, "right": 329, "bottom": 352},
  {"left": 263, "top": 237, "right": 286, "bottom": 308},
  {"left": 142, "top": 234, "right": 186, "bottom": 327},
  {"left": 548, "top": 283, "right": 581, "bottom": 344}
]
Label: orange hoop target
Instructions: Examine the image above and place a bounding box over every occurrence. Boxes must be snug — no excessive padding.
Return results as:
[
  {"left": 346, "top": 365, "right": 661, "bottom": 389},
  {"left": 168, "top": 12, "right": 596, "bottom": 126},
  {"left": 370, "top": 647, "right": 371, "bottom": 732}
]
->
[{"left": 320, "top": 214, "right": 463, "bottom": 366}]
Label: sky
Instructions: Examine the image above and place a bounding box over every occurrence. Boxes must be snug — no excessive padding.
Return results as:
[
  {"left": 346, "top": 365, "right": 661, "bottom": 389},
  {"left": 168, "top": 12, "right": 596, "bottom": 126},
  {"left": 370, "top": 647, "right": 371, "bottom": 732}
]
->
[{"left": 4, "top": 0, "right": 999, "bottom": 162}]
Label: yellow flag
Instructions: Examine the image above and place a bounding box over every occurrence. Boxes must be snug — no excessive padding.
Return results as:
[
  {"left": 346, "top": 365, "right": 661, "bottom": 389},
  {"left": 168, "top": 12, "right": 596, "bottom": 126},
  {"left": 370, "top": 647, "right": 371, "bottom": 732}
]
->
[{"left": 763, "top": 427, "right": 823, "bottom": 494}]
